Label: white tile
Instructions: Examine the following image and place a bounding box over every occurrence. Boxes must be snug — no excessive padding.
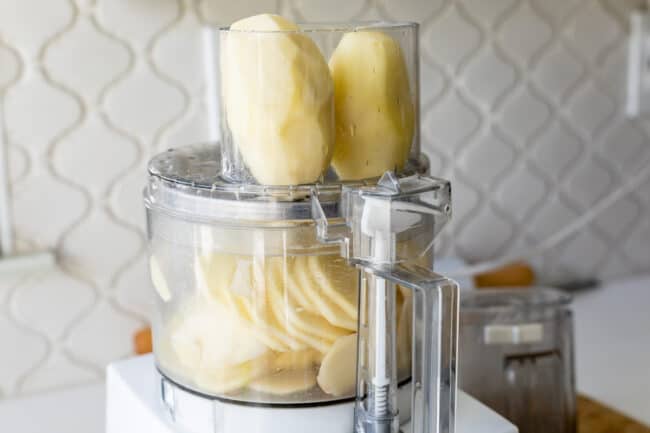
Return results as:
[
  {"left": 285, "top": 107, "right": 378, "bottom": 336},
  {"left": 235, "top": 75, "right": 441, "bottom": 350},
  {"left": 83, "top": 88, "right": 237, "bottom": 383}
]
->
[
  {"left": 198, "top": 0, "right": 280, "bottom": 24},
  {"left": 0, "top": 0, "right": 73, "bottom": 56},
  {"left": 96, "top": 0, "right": 180, "bottom": 49},
  {"left": 152, "top": 10, "right": 205, "bottom": 95},
  {"left": 44, "top": 16, "right": 131, "bottom": 102},
  {"left": 459, "top": 130, "right": 515, "bottom": 185},
  {"left": 601, "top": 121, "right": 649, "bottom": 173},
  {"left": 456, "top": 206, "right": 514, "bottom": 262},
  {"left": 381, "top": 0, "right": 444, "bottom": 22},
  {"left": 464, "top": 47, "right": 516, "bottom": 109},
  {"left": 498, "top": 3, "right": 552, "bottom": 65},
  {"left": 566, "top": 156, "right": 615, "bottom": 209},
  {"left": 13, "top": 171, "right": 87, "bottom": 247},
  {"left": 4, "top": 72, "right": 81, "bottom": 155},
  {"left": 425, "top": 5, "right": 482, "bottom": 71},
  {"left": 8, "top": 144, "right": 29, "bottom": 183},
  {"left": 496, "top": 164, "right": 548, "bottom": 221},
  {"left": 557, "top": 230, "right": 608, "bottom": 276},
  {"left": 420, "top": 60, "right": 447, "bottom": 108},
  {"left": 19, "top": 351, "right": 99, "bottom": 395},
  {"left": 158, "top": 105, "right": 211, "bottom": 151},
  {"left": 53, "top": 113, "right": 138, "bottom": 198},
  {"left": 449, "top": 177, "right": 481, "bottom": 227},
  {"left": 291, "top": 0, "right": 365, "bottom": 21},
  {"left": 0, "top": 314, "right": 48, "bottom": 395},
  {"left": 0, "top": 42, "right": 21, "bottom": 91},
  {"left": 566, "top": 82, "right": 616, "bottom": 137},
  {"left": 622, "top": 218, "right": 650, "bottom": 270},
  {"left": 461, "top": 0, "right": 517, "bottom": 28},
  {"left": 114, "top": 255, "right": 154, "bottom": 320},
  {"left": 424, "top": 91, "right": 481, "bottom": 151},
  {"left": 103, "top": 64, "right": 186, "bottom": 143},
  {"left": 594, "top": 195, "right": 642, "bottom": 240},
  {"left": 499, "top": 87, "right": 550, "bottom": 143},
  {"left": 66, "top": 300, "right": 143, "bottom": 367},
  {"left": 530, "top": 0, "right": 580, "bottom": 26},
  {"left": 109, "top": 163, "right": 149, "bottom": 230},
  {"left": 534, "top": 44, "right": 584, "bottom": 103},
  {"left": 533, "top": 121, "right": 583, "bottom": 179},
  {"left": 528, "top": 195, "right": 579, "bottom": 242},
  {"left": 60, "top": 209, "right": 143, "bottom": 287},
  {"left": 11, "top": 269, "right": 95, "bottom": 340},
  {"left": 566, "top": 0, "right": 621, "bottom": 65}
]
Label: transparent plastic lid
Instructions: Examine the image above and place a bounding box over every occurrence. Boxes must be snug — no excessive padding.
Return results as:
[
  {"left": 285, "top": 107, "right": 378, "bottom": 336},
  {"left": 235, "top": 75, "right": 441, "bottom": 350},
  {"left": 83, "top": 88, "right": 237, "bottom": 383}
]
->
[{"left": 145, "top": 143, "right": 429, "bottom": 223}]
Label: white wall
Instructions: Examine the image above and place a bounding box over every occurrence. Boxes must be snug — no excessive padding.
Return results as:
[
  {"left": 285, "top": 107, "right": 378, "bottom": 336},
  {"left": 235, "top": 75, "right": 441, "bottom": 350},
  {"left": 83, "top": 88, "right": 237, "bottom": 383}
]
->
[{"left": 0, "top": 0, "right": 648, "bottom": 397}]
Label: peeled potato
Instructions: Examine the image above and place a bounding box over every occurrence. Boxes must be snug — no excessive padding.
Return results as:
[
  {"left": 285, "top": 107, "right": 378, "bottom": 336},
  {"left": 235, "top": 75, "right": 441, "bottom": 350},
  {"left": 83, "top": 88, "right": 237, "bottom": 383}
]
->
[
  {"left": 250, "top": 369, "right": 317, "bottom": 395},
  {"left": 222, "top": 14, "right": 334, "bottom": 185},
  {"left": 329, "top": 31, "right": 415, "bottom": 180},
  {"left": 317, "top": 333, "right": 358, "bottom": 396},
  {"left": 149, "top": 256, "right": 172, "bottom": 302}
]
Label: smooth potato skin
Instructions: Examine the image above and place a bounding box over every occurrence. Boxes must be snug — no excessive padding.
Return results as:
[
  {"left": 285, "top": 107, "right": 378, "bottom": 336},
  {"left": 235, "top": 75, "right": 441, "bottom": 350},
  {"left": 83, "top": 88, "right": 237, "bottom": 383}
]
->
[
  {"left": 223, "top": 14, "right": 334, "bottom": 185},
  {"left": 330, "top": 31, "right": 415, "bottom": 181}
]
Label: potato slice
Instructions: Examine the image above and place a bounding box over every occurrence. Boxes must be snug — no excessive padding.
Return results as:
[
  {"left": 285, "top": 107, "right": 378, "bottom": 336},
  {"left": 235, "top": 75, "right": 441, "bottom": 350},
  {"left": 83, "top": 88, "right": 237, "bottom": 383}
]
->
[
  {"left": 223, "top": 14, "right": 334, "bottom": 185},
  {"left": 273, "top": 349, "right": 322, "bottom": 371},
  {"left": 149, "top": 255, "right": 172, "bottom": 302},
  {"left": 169, "top": 297, "right": 268, "bottom": 370},
  {"left": 329, "top": 31, "right": 414, "bottom": 180},
  {"left": 307, "top": 255, "right": 359, "bottom": 319},
  {"left": 294, "top": 256, "right": 357, "bottom": 331},
  {"left": 317, "top": 333, "right": 358, "bottom": 396},
  {"left": 267, "top": 259, "right": 349, "bottom": 352},
  {"left": 249, "top": 369, "right": 317, "bottom": 395},
  {"left": 396, "top": 293, "right": 413, "bottom": 380},
  {"left": 195, "top": 254, "right": 292, "bottom": 352},
  {"left": 195, "top": 352, "right": 275, "bottom": 394}
]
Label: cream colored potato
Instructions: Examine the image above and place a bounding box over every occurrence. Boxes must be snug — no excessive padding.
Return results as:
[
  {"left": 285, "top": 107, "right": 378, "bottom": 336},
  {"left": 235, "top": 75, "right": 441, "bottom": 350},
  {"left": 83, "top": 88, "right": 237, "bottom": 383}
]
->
[
  {"left": 329, "top": 31, "right": 414, "bottom": 180},
  {"left": 317, "top": 333, "right": 358, "bottom": 396},
  {"left": 250, "top": 369, "right": 317, "bottom": 395},
  {"left": 222, "top": 14, "right": 334, "bottom": 185}
]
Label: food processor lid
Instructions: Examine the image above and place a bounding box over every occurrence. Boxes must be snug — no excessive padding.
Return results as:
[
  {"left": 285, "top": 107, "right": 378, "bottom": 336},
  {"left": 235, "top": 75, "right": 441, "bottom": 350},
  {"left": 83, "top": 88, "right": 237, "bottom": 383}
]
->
[{"left": 145, "top": 143, "right": 429, "bottom": 223}]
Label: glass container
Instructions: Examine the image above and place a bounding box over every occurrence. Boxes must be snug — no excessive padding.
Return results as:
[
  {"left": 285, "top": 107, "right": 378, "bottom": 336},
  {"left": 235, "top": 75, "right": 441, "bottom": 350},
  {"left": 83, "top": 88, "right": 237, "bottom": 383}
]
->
[{"left": 459, "top": 288, "right": 576, "bottom": 433}]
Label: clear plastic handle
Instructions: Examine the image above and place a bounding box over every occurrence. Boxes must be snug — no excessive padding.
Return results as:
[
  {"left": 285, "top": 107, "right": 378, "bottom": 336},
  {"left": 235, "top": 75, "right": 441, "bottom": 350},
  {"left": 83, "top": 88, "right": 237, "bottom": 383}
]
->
[
  {"left": 363, "top": 263, "right": 458, "bottom": 433},
  {"left": 312, "top": 171, "right": 457, "bottom": 433}
]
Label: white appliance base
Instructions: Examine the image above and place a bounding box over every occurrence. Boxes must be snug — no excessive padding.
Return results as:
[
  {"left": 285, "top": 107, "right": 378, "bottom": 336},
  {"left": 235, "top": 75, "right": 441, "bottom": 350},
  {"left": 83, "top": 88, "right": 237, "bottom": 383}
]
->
[{"left": 106, "top": 355, "right": 516, "bottom": 433}]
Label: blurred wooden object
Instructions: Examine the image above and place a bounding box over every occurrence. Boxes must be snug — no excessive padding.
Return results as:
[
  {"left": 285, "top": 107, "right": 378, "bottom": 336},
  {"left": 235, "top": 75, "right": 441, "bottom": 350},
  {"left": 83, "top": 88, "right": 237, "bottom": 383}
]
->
[
  {"left": 474, "top": 261, "right": 536, "bottom": 288},
  {"left": 134, "top": 327, "right": 152, "bottom": 355},
  {"left": 578, "top": 395, "right": 650, "bottom": 433}
]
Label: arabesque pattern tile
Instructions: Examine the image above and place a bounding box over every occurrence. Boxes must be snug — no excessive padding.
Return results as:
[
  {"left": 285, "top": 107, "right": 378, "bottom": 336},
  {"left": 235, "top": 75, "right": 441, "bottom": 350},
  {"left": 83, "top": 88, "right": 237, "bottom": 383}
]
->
[{"left": 0, "top": 0, "right": 648, "bottom": 398}]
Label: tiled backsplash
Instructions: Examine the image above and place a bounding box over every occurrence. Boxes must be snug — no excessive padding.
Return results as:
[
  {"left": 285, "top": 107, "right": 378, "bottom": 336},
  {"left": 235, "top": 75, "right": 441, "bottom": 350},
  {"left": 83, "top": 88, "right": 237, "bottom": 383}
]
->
[{"left": 0, "top": 0, "right": 648, "bottom": 397}]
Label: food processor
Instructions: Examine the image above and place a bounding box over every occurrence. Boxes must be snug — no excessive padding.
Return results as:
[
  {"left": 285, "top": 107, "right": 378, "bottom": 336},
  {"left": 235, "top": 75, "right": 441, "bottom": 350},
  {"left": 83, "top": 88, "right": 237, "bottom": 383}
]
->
[{"left": 105, "top": 16, "right": 517, "bottom": 433}]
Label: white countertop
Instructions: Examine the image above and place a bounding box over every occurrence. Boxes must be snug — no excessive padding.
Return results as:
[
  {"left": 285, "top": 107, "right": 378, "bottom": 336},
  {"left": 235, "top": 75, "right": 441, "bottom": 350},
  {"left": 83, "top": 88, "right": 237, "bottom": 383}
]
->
[
  {"left": 571, "top": 273, "right": 650, "bottom": 424},
  {"left": 1, "top": 273, "right": 649, "bottom": 432}
]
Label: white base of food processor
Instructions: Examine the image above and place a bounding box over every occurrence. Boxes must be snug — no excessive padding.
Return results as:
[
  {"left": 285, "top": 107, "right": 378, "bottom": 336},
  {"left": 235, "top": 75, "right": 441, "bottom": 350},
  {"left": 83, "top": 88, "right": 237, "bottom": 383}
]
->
[{"left": 106, "top": 355, "right": 517, "bottom": 433}]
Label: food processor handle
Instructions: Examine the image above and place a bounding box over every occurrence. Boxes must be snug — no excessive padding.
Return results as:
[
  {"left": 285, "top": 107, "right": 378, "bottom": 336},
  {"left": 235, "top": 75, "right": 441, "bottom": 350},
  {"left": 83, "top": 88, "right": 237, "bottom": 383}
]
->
[
  {"left": 363, "top": 263, "right": 458, "bottom": 433},
  {"left": 312, "top": 171, "right": 456, "bottom": 433}
]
